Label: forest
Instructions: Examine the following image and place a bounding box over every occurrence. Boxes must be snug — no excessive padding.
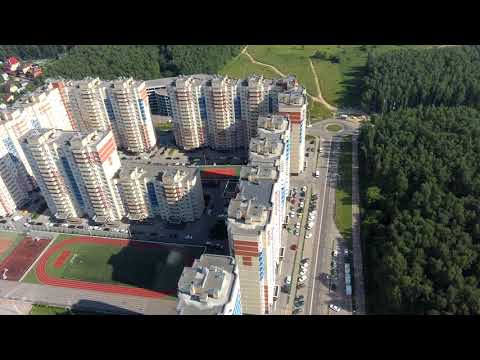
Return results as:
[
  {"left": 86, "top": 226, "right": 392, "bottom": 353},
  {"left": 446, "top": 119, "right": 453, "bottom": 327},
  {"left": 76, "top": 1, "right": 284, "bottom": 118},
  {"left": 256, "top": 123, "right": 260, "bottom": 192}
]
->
[
  {"left": 360, "top": 45, "right": 480, "bottom": 113},
  {"left": 0, "top": 45, "right": 71, "bottom": 60},
  {"left": 42, "top": 45, "right": 243, "bottom": 80},
  {"left": 359, "top": 106, "right": 480, "bottom": 314}
]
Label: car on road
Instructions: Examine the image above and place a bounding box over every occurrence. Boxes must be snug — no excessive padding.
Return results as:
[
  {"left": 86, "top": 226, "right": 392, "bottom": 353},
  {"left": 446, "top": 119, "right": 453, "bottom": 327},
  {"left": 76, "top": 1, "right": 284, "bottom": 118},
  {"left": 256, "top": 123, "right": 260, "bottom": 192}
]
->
[
  {"left": 315, "top": 170, "right": 320, "bottom": 178},
  {"left": 295, "top": 223, "right": 301, "bottom": 229},
  {"left": 333, "top": 250, "right": 338, "bottom": 257},
  {"left": 285, "top": 276, "right": 291, "bottom": 287},
  {"left": 305, "top": 233, "right": 312, "bottom": 239},
  {"left": 329, "top": 304, "right": 341, "bottom": 312},
  {"left": 301, "top": 186, "right": 307, "bottom": 192},
  {"left": 344, "top": 249, "right": 349, "bottom": 256},
  {"left": 294, "top": 230, "right": 300, "bottom": 236}
]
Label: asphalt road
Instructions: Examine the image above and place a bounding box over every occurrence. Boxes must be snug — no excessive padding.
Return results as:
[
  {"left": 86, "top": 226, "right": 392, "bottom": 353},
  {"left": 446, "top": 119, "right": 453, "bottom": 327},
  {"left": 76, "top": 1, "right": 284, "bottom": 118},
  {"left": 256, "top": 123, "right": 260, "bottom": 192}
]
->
[{"left": 302, "top": 118, "right": 361, "bottom": 315}]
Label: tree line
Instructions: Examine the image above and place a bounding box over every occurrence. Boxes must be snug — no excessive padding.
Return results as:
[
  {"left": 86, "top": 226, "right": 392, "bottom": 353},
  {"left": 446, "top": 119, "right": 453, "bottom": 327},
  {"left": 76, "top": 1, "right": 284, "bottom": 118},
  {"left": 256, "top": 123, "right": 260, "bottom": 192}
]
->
[
  {"left": 42, "top": 45, "right": 243, "bottom": 80},
  {"left": 0, "top": 45, "right": 71, "bottom": 60},
  {"left": 360, "top": 45, "right": 480, "bottom": 113},
  {"left": 359, "top": 106, "right": 480, "bottom": 314}
]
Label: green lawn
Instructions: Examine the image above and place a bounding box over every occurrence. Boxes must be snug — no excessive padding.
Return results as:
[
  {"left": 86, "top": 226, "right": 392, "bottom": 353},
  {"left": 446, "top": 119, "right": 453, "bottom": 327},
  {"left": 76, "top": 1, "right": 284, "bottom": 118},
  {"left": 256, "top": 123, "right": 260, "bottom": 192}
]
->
[
  {"left": 38, "top": 240, "right": 203, "bottom": 293},
  {"left": 29, "top": 304, "right": 70, "bottom": 315},
  {"left": 155, "top": 122, "right": 172, "bottom": 131},
  {"left": 0, "top": 231, "right": 24, "bottom": 263},
  {"left": 326, "top": 124, "right": 343, "bottom": 132},
  {"left": 309, "top": 101, "right": 333, "bottom": 121},
  {"left": 244, "top": 45, "right": 434, "bottom": 108},
  {"left": 219, "top": 53, "right": 279, "bottom": 79},
  {"left": 29, "top": 304, "right": 98, "bottom": 315},
  {"left": 335, "top": 137, "right": 353, "bottom": 246}
]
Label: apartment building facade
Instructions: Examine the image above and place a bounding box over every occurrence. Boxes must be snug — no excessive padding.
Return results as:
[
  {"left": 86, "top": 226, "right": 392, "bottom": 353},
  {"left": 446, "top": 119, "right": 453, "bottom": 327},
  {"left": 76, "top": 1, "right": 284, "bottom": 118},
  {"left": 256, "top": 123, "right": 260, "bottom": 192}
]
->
[
  {"left": 105, "top": 78, "right": 157, "bottom": 154},
  {"left": 277, "top": 89, "right": 307, "bottom": 175},
  {"left": 227, "top": 165, "right": 282, "bottom": 315},
  {"left": 22, "top": 129, "right": 84, "bottom": 219},
  {"left": 66, "top": 130, "right": 125, "bottom": 223},
  {"left": 253, "top": 114, "right": 291, "bottom": 220},
  {"left": 117, "top": 165, "right": 204, "bottom": 224},
  {"left": 177, "top": 254, "right": 242, "bottom": 315},
  {"left": 22, "top": 129, "right": 124, "bottom": 222},
  {"left": 204, "top": 76, "right": 243, "bottom": 151},
  {"left": 49, "top": 78, "right": 157, "bottom": 155},
  {"left": 167, "top": 76, "right": 207, "bottom": 150}
]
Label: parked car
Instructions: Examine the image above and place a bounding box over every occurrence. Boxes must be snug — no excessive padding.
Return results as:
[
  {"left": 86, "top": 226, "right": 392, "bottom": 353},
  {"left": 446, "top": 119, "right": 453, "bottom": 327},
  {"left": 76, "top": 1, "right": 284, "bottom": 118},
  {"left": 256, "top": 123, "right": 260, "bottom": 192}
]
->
[
  {"left": 329, "top": 304, "right": 341, "bottom": 312},
  {"left": 305, "top": 233, "right": 312, "bottom": 239}
]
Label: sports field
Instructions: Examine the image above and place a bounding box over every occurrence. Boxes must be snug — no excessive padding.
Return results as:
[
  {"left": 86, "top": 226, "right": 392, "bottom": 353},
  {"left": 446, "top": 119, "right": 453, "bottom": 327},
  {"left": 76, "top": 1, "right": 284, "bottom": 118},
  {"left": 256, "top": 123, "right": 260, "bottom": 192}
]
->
[
  {"left": 0, "top": 235, "right": 51, "bottom": 281},
  {"left": 26, "top": 236, "right": 204, "bottom": 298},
  {"left": 0, "top": 231, "right": 24, "bottom": 262}
]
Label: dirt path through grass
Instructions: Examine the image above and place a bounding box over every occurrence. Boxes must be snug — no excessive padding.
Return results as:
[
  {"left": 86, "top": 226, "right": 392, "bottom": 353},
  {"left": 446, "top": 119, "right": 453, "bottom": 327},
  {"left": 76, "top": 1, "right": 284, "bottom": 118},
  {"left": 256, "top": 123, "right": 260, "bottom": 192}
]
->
[{"left": 242, "top": 45, "right": 337, "bottom": 114}]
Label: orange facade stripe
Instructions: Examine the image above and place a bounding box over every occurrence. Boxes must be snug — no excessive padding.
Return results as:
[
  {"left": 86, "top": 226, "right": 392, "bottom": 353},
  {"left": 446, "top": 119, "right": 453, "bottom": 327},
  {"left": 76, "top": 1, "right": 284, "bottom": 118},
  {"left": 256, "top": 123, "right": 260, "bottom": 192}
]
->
[{"left": 235, "top": 250, "right": 259, "bottom": 257}]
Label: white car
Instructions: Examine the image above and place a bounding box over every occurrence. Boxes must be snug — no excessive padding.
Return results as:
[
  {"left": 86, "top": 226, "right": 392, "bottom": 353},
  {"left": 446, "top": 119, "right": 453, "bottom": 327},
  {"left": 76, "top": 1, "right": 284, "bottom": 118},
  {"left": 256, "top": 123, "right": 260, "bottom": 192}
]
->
[
  {"left": 301, "top": 262, "right": 309, "bottom": 269},
  {"left": 295, "top": 223, "right": 301, "bottom": 229},
  {"left": 305, "top": 233, "right": 312, "bottom": 239},
  {"left": 301, "top": 186, "right": 307, "bottom": 192},
  {"left": 329, "top": 304, "right": 341, "bottom": 312},
  {"left": 344, "top": 249, "right": 349, "bottom": 256}
]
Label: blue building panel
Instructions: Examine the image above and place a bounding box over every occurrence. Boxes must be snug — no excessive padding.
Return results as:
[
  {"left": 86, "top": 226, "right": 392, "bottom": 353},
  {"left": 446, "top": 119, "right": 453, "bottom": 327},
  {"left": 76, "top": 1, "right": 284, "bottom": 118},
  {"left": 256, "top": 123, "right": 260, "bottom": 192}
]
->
[
  {"left": 146, "top": 182, "right": 158, "bottom": 207},
  {"left": 259, "top": 249, "right": 265, "bottom": 281}
]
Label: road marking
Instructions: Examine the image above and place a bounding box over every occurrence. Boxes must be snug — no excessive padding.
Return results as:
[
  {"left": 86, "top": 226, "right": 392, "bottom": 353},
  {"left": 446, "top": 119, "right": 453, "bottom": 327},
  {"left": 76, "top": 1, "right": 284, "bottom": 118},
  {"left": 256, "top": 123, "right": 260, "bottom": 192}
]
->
[{"left": 309, "top": 138, "right": 333, "bottom": 315}]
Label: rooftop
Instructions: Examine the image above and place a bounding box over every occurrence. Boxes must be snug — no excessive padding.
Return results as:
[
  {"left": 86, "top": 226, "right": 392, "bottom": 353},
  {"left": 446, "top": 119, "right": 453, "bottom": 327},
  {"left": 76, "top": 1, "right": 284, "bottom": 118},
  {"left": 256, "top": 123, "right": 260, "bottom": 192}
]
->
[{"left": 177, "top": 254, "right": 238, "bottom": 315}]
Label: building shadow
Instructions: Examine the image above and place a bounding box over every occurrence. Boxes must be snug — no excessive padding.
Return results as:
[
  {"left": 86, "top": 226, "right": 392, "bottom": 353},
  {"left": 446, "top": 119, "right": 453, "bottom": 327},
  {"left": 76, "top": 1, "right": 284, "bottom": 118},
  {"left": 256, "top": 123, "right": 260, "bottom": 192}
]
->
[
  {"left": 107, "top": 242, "right": 203, "bottom": 294},
  {"left": 63, "top": 299, "right": 142, "bottom": 315}
]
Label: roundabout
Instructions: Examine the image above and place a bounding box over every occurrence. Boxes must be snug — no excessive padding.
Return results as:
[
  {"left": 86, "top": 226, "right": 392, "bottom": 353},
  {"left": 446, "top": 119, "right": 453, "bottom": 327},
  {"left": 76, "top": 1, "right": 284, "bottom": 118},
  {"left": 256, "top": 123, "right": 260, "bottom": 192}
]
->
[{"left": 325, "top": 123, "right": 344, "bottom": 133}]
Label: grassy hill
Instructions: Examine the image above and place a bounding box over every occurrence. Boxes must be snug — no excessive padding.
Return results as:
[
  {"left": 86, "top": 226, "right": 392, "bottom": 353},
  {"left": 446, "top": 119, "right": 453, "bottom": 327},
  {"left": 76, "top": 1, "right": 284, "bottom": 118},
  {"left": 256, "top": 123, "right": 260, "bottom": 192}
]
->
[{"left": 220, "top": 45, "right": 434, "bottom": 115}]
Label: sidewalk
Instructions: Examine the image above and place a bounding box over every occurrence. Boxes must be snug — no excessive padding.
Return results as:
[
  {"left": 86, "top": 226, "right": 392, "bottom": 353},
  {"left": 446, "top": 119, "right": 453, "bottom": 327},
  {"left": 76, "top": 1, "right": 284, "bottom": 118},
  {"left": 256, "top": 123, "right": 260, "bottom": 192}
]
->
[{"left": 351, "top": 135, "right": 366, "bottom": 314}]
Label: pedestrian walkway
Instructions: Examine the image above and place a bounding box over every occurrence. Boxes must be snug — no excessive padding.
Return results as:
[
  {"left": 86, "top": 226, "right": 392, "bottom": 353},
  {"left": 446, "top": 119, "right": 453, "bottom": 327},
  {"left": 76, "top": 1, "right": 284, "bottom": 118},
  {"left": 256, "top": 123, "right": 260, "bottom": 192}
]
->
[
  {"left": 0, "top": 280, "right": 177, "bottom": 315},
  {"left": 351, "top": 135, "right": 366, "bottom": 314}
]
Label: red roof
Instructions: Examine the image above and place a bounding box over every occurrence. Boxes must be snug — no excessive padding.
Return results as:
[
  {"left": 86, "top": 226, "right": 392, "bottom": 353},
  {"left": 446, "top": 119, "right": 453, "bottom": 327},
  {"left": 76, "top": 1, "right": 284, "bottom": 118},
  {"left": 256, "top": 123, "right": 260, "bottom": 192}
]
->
[{"left": 6, "top": 57, "right": 19, "bottom": 65}]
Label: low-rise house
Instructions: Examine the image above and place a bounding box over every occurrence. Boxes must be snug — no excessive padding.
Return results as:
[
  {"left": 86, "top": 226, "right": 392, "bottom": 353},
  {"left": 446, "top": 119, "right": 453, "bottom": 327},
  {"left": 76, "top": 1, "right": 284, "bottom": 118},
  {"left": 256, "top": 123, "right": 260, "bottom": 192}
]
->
[{"left": 4, "top": 57, "right": 20, "bottom": 73}]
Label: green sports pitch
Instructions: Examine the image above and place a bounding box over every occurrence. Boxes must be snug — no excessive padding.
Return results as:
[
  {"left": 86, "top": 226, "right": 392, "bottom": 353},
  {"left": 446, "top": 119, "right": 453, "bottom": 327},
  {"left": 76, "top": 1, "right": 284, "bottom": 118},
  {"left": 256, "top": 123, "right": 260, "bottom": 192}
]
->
[{"left": 45, "top": 240, "right": 204, "bottom": 294}]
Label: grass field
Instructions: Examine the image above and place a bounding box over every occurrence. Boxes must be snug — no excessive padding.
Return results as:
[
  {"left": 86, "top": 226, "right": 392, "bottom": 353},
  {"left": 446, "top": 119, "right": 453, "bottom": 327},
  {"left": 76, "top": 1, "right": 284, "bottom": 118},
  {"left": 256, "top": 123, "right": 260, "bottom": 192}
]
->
[
  {"left": 309, "top": 101, "right": 333, "bottom": 121},
  {"left": 29, "top": 304, "right": 70, "bottom": 315},
  {"left": 219, "top": 53, "right": 279, "bottom": 79},
  {"left": 29, "top": 304, "right": 97, "bottom": 315},
  {"left": 28, "top": 237, "right": 203, "bottom": 294},
  {"left": 0, "top": 231, "right": 24, "bottom": 263},
  {"left": 228, "top": 45, "right": 435, "bottom": 109},
  {"left": 335, "top": 136, "right": 353, "bottom": 247},
  {"left": 326, "top": 124, "right": 343, "bottom": 132}
]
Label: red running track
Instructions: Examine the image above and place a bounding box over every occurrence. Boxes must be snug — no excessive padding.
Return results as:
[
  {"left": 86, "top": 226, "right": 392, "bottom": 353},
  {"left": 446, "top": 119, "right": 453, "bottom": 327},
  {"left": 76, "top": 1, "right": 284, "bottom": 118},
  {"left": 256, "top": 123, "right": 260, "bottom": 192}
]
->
[{"left": 36, "top": 236, "right": 174, "bottom": 299}]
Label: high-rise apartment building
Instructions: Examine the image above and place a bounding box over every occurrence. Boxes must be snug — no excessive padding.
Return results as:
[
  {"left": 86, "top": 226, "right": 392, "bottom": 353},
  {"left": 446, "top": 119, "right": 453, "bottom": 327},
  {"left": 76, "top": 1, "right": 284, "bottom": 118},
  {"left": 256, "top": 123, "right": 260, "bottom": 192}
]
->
[
  {"left": 105, "top": 78, "right": 157, "bottom": 154},
  {"left": 117, "top": 165, "right": 204, "bottom": 224},
  {"left": 0, "top": 175, "right": 16, "bottom": 216},
  {"left": 49, "top": 78, "right": 157, "bottom": 155},
  {"left": 204, "top": 76, "right": 243, "bottom": 151},
  {"left": 167, "top": 76, "right": 207, "bottom": 150},
  {"left": 67, "top": 130, "right": 124, "bottom": 223},
  {"left": 22, "top": 129, "right": 124, "bottom": 222},
  {"left": 176, "top": 254, "right": 242, "bottom": 315},
  {"left": 238, "top": 75, "right": 271, "bottom": 146},
  {"left": 277, "top": 89, "right": 307, "bottom": 175},
  {"left": 22, "top": 129, "right": 84, "bottom": 220},
  {"left": 253, "top": 114, "right": 291, "bottom": 220},
  {"left": 52, "top": 78, "right": 111, "bottom": 134},
  {"left": 0, "top": 84, "right": 75, "bottom": 195},
  {"left": 227, "top": 165, "right": 282, "bottom": 315}
]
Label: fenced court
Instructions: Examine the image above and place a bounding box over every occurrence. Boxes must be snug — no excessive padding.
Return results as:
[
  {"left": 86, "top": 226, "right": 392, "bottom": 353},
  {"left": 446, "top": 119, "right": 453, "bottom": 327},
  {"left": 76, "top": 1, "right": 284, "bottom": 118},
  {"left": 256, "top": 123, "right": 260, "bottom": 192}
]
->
[{"left": 0, "top": 236, "right": 51, "bottom": 281}]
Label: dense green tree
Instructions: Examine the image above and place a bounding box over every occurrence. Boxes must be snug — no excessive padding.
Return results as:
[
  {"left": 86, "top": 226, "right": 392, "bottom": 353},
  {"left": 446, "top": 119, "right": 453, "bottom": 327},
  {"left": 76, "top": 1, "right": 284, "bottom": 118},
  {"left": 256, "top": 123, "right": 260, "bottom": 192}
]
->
[
  {"left": 360, "top": 106, "right": 480, "bottom": 315},
  {"left": 360, "top": 46, "right": 480, "bottom": 113},
  {"left": 43, "top": 45, "right": 243, "bottom": 80}
]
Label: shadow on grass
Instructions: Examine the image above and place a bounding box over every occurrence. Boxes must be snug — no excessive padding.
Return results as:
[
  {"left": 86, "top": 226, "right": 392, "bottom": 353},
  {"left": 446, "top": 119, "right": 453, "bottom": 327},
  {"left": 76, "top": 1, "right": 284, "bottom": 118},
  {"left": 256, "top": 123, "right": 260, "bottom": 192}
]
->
[
  {"left": 108, "top": 243, "right": 203, "bottom": 294},
  {"left": 337, "top": 65, "right": 366, "bottom": 108}
]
